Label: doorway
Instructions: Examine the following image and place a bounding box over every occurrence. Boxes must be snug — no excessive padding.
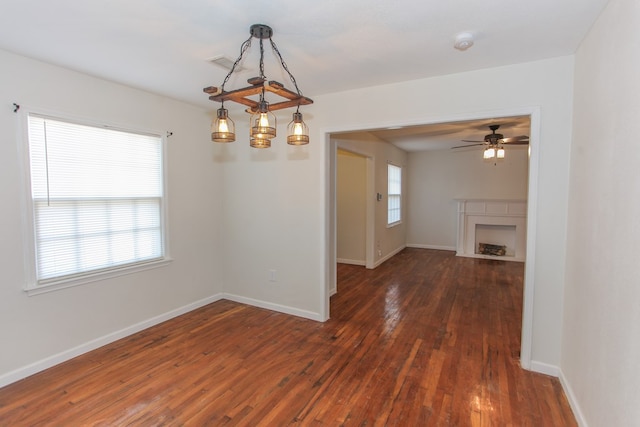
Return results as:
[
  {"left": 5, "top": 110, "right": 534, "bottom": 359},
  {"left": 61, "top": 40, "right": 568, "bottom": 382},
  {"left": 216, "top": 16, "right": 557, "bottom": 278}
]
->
[
  {"left": 336, "top": 149, "right": 367, "bottom": 263},
  {"left": 326, "top": 109, "right": 540, "bottom": 369}
]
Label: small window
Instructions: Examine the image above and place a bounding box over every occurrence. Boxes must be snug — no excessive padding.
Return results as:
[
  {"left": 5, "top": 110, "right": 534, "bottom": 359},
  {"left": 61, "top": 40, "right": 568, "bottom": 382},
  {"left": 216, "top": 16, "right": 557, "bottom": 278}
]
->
[
  {"left": 387, "top": 163, "right": 402, "bottom": 226},
  {"left": 24, "top": 113, "right": 168, "bottom": 291}
]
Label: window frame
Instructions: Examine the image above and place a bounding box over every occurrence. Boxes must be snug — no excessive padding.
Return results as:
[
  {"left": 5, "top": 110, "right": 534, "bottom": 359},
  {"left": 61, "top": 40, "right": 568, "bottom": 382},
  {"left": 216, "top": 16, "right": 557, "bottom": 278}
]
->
[
  {"left": 387, "top": 162, "right": 402, "bottom": 227},
  {"left": 19, "top": 107, "right": 171, "bottom": 295}
]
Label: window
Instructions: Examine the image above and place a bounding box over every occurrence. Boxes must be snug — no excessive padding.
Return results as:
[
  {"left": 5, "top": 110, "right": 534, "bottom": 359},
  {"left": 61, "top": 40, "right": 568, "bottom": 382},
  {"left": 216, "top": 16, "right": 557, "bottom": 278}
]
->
[
  {"left": 24, "top": 113, "right": 167, "bottom": 291},
  {"left": 387, "top": 163, "right": 402, "bottom": 226}
]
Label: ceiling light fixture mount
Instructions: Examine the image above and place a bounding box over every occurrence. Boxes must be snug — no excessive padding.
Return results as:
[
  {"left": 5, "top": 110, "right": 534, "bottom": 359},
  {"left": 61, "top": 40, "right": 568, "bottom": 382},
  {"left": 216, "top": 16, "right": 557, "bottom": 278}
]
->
[{"left": 203, "top": 24, "right": 313, "bottom": 148}]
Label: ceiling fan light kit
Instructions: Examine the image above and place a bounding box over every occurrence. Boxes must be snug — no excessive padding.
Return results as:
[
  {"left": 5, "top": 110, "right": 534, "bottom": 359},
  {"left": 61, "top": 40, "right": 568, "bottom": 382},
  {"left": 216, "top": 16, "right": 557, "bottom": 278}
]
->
[
  {"left": 483, "top": 145, "right": 506, "bottom": 161},
  {"left": 454, "top": 124, "right": 529, "bottom": 162},
  {"left": 203, "top": 24, "right": 313, "bottom": 148}
]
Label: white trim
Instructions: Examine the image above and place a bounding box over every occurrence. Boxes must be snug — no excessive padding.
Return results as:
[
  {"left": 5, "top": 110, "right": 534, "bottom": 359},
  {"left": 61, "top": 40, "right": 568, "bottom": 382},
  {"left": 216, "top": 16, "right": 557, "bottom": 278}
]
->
[
  {"left": 559, "top": 369, "right": 588, "bottom": 427},
  {"left": 24, "top": 258, "right": 173, "bottom": 296},
  {"left": 0, "top": 293, "right": 224, "bottom": 388},
  {"left": 387, "top": 163, "right": 402, "bottom": 226},
  {"left": 221, "top": 293, "right": 324, "bottom": 322},
  {"left": 325, "top": 106, "right": 542, "bottom": 372},
  {"left": 0, "top": 291, "right": 324, "bottom": 388},
  {"left": 365, "top": 156, "right": 375, "bottom": 269},
  {"left": 454, "top": 253, "right": 524, "bottom": 263},
  {"left": 324, "top": 135, "right": 336, "bottom": 321},
  {"left": 373, "top": 244, "right": 406, "bottom": 268},
  {"left": 529, "top": 360, "right": 560, "bottom": 377},
  {"left": 17, "top": 105, "right": 172, "bottom": 295},
  {"left": 336, "top": 258, "right": 366, "bottom": 266},
  {"left": 520, "top": 107, "right": 541, "bottom": 370},
  {"left": 406, "top": 244, "right": 456, "bottom": 252}
]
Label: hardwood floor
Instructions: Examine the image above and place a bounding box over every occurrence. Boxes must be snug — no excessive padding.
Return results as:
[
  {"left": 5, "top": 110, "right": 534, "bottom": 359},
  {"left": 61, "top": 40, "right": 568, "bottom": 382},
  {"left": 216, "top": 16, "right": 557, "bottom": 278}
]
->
[{"left": 0, "top": 248, "right": 576, "bottom": 426}]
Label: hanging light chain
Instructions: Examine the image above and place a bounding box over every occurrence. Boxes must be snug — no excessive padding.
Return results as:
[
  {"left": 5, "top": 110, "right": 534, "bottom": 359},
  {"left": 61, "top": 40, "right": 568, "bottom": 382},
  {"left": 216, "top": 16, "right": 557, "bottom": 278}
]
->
[
  {"left": 269, "top": 38, "right": 303, "bottom": 97},
  {"left": 258, "top": 37, "right": 267, "bottom": 104},
  {"left": 220, "top": 35, "right": 253, "bottom": 92},
  {"left": 259, "top": 36, "right": 266, "bottom": 80}
]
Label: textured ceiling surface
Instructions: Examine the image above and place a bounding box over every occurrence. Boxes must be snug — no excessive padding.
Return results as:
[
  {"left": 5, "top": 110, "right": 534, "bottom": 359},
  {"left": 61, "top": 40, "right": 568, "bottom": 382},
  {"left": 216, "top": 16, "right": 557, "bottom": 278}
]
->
[
  {"left": 337, "top": 115, "right": 531, "bottom": 152},
  {"left": 0, "top": 0, "right": 607, "bottom": 149}
]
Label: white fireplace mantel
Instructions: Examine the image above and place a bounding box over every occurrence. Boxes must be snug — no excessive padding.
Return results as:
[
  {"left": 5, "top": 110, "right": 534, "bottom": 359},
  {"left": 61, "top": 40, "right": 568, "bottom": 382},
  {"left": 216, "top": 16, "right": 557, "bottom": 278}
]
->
[{"left": 456, "top": 199, "right": 527, "bottom": 262}]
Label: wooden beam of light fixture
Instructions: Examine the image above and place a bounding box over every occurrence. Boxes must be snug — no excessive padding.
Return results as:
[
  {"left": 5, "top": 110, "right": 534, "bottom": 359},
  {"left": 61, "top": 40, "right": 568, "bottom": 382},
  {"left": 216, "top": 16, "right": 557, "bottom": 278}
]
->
[
  {"left": 204, "top": 80, "right": 313, "bottom": 113},
  {"left": 203, "top": 24, "right": 313, "bottom": 147}
]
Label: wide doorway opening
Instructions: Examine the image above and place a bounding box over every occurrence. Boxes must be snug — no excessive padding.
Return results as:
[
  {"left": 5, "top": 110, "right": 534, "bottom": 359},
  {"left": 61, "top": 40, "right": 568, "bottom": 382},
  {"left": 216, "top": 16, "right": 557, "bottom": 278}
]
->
[{"left": 327, "top": 111, "right": 539, "bottom": 368}]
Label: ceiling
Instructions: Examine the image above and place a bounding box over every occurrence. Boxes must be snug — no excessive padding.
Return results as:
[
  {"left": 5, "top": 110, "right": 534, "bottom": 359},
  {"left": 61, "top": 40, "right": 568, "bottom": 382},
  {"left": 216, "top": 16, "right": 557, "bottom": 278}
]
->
[
  {"left": 0, "top": 0, "right": 607, "bottom": 150},
  {"left": 340, "top": 115, "right": 531, "bottom": 152}
]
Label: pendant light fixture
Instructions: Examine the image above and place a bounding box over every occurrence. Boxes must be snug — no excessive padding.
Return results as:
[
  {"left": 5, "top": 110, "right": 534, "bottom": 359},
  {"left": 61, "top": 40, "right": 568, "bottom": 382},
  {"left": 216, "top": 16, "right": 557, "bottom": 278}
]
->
[
  {"left": 203, "top": 24, "right": 313, "bottom": 148},
  {"left": 210, "top": 105, "right": 235, "bottom": 143},
  {"left": 287, "top": 110, "right": 310, "bottom": 145}
]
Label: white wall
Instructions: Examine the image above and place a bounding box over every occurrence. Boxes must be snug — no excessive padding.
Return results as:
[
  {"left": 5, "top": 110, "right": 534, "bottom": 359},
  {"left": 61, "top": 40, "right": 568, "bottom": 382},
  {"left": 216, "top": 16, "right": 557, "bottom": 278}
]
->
[
  {"left": 0, "top": 49, "right": 577, "bottom": 384},
  {"left": 563, "top": 0, "right": 640, "bottom": 424},
  {"left": 310, "top": 56, "right": 574, "bottom": 366},
  {"left": 0, "top": 49, "right": 223, "bottom": 385},
  {"left": 407, "top": 146, "right": 529, "bottom": 250},
  {"left": 0, "top": 52, "right": 576, "bottom": 386},
  {"left": 337, "top": 149, "right": 367, "bottom": 265},
  {"left": 215, "top": 112, "right": 327, "bottom": 320}
]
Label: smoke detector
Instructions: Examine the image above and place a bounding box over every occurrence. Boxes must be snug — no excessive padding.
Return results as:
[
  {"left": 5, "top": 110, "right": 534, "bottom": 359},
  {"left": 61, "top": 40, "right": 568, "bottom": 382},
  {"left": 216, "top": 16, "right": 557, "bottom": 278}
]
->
[{"left": 454, "top": 32, "right": 475, "bottom": 51}]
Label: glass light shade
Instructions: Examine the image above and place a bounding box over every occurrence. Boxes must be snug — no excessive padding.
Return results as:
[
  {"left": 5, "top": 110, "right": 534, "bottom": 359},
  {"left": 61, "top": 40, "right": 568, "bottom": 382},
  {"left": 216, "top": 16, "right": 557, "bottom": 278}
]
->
[
  {"left": 497, "top": 147, "right": 505, "bottom": 159},
  {"left": 211, "top": 107, "right": 236, "bottom": 143},
  {"left": 250, "top": 137, "right": 271, "bottom": 149},
  {"left": 250, "top": 102, "right": 276, "bottom": 140},
  {"left": 286, "top": 112, "right": 310, "bottom": 145},
  {"left": 483, "top": 147, "right": 496, "bottom": 159}
]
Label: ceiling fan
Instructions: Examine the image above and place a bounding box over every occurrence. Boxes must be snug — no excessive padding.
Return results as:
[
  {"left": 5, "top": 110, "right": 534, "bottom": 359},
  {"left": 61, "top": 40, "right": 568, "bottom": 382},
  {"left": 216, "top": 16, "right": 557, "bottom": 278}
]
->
[
  {"left": 452, "top": 124, "right": 529, "bottom": 162},
  {"left": 453, "top": 124, "right": 529, "bottom": 149}
]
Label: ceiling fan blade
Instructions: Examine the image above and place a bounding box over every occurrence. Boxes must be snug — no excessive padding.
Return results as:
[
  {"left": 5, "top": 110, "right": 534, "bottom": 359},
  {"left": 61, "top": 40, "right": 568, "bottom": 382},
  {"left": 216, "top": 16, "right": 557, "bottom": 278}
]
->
[
  {"left": 501, "top": 136, "right": 529, "bottom": 143},
  {"left": 461, "top": 139, "right": 484, "bottom": 143},
  {"left": 452, "top": 143, "right": 484, "bottom": 149},
  {"left": 502, "top": 140, "right": 529, "bottom": 145}
]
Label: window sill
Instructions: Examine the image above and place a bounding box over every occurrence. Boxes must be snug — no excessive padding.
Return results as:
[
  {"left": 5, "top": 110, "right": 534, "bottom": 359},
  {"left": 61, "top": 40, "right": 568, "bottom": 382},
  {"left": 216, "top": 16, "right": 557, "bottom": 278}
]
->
[
  {"left": 24, "top": 257, "right": 173, "bottom": 296},
  {"left": 387, "top": 221, "right": 402, "bottom": 229}
]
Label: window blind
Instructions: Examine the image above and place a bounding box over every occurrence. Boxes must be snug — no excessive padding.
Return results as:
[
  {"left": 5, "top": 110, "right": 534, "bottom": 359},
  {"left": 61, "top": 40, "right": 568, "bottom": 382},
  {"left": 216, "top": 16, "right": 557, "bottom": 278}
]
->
[{"left": 27, "top": 114, "right": 165, "bottom": 284}]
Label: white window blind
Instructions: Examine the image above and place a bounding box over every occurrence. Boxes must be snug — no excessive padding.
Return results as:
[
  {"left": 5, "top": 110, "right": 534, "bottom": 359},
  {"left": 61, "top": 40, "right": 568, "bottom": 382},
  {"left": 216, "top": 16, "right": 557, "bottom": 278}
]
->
[
  {"left": 387, "top": 163, "right": 402, "bottom": 225},
  {"left": 27, "top": 114, "right": 165, "bottom": 285}
]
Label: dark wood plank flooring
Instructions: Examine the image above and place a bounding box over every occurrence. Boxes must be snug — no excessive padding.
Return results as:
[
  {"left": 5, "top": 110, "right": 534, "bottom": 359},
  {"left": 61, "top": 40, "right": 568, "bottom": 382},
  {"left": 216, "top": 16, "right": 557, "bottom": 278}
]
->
[{"left": 0, "top": 248, "right": 576, "bottom": 426}]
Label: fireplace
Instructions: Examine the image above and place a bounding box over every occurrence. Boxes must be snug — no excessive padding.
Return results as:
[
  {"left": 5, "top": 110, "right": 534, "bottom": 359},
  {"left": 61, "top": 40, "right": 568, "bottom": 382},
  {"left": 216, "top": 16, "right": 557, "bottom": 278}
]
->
[{"left": 456, "top": 199, "right": 526, "bottom": 262}]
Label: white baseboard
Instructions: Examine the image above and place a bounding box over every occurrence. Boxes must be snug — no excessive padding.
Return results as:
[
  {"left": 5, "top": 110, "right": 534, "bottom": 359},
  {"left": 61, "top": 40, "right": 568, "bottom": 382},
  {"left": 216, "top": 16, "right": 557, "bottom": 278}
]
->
[
  {"left": 406, "top": 244, "right": 456, "bottom": 252},
  {"left": 221, "top": 293, "right": 324, "bottom": 322},
  {"left": 528, "top": 362, "right": 587, "bottom": 425},
  {"left": 529, "top": 360, "right": 560, "bottom": 377},
  {"left": 0, "top": 293, "right": 325, "bottom": 389},
  {"left": 374, "top": 244, "right": 406, "bottom": 268},
  {"left": 558, "top": 369, "right": 588, "bottom": 427},
  {"left": 0, "top": 293, "right": 224, "bottom": 388},
  {"left": 336, "top": 258, "right": 366, "bottom": 266}
]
